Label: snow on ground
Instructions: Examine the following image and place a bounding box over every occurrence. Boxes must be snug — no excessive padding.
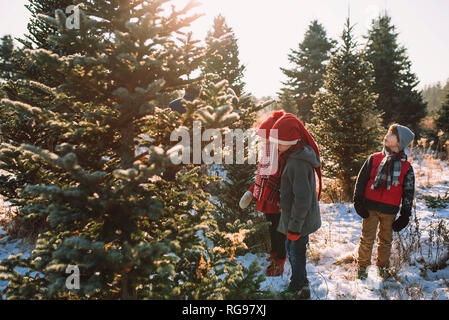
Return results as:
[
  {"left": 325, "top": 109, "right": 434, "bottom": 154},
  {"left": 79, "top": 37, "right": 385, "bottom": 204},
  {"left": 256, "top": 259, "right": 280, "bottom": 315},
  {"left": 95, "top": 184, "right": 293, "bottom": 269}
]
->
[
  {"left": 1, "top": 159, "right": 448, "bottom": 299},
  {"left": 240, "top": 159, "right": 449, "bottom": 299}
]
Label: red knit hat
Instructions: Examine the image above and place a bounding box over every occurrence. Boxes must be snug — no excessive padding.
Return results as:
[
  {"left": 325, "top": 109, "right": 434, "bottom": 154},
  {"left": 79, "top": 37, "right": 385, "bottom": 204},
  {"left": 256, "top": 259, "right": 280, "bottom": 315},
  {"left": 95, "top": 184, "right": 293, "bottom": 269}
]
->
[
  {"left": 268, "top": 113, "right": 322, "bottom": 200},
  {"left": 257, "top": 110, "right": 285, "bottom": 139}
]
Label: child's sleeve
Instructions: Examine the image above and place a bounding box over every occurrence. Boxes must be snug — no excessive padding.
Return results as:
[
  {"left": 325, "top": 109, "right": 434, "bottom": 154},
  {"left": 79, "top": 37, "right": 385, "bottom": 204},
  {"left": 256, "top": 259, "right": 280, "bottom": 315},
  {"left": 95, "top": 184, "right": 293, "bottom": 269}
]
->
[
  {"left": 286, "top": 161, "right": 313, "bottom": 234},
  {"left": 401, "top": 166, "right": 415, "bottom": 215},
  {"left": 353, "top": 155, "right": 373, "bottom": 202}
]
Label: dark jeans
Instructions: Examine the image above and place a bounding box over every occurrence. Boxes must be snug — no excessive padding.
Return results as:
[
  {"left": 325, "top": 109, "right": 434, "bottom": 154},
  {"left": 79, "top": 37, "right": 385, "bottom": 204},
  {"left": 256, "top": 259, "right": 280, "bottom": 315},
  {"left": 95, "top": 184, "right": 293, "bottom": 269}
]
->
[
  {"left": 286, "top": 234, "right": 309, "bottom": 290},
  {"left": 265, "top": 213, "right": 286, "bottom": 259}
]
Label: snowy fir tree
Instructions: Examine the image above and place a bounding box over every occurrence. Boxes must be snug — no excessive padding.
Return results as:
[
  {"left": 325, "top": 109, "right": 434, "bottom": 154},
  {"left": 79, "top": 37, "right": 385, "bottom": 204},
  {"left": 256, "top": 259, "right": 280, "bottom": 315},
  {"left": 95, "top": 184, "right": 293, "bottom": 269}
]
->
[
  {"left": 365, "top": 13, "right": 427, "bottom": 134},
  {"left": 201, "top": 14, "right": 246, "bottom": 97},
  {"left": 279, "top": 20, "right": 335, "bottom": 123},
  {"left": 0, "top": 0, "right": 267, "bottom": 300},
  {"left": 308, "top": 18, "right": 383, "bottom": 200}
]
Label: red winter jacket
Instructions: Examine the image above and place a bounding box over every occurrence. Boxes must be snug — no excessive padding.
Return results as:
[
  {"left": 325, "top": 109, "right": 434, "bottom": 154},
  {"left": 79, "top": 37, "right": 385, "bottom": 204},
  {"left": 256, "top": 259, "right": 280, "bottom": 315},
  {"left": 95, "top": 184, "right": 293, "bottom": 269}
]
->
[
  {"left": 364, "top": 152, "right": 411, "bottom": 206},
  {"left": 354, "top": 152, "right": 415, "bottom": 215},
  {"left": 248, "top": 184, "right": 280, "bottom": 214}
]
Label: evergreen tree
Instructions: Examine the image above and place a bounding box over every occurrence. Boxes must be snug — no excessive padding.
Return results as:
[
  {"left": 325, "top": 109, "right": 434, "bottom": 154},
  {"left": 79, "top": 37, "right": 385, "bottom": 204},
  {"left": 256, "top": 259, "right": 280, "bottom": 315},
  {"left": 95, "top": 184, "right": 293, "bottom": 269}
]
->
[
  {"left": 365, "top": 13, "right": 426, "bottom": 134},
  {"left": 436, "top": 91, "right": 449, "bottom": 136},
  {"left": 0, "top": 0, "right": 99, "bottom": 237},
  {"left": 277, "top": 88, "right": 297, "bottom": 114},
  {"left": 0, "top": 0, "right": 265, "bottom": 300},
  {"left": 201, "top": 15, "right": 271, "bottom": 253},
  {"left": 308, "top": 18, "right": 383, "bottom": 200},
  {"left": 201, "top": 14, "right": 246, "bottom": 96},
  {"left": 20, "top": 0, "right": 76, "bottom": 52},
  {"left": 422, "top": 82, "right": 443, "bottom": 115},
  {"left": 279, "top": 20, "right": 335, "bottom": 123},
  {"left": 210, "top": 89, "right": 273, "bottom": 254},
  {"left": 0, "top": 35, "right": 16, "bottom": 81}
]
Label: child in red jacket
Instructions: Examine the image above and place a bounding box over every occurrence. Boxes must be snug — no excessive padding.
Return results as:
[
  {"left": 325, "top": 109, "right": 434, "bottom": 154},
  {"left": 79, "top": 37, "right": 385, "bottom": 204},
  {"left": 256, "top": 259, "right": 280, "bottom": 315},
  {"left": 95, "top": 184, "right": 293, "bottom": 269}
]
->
[{"left": 239, "top": 110, "right": 286, "bottom": 277}]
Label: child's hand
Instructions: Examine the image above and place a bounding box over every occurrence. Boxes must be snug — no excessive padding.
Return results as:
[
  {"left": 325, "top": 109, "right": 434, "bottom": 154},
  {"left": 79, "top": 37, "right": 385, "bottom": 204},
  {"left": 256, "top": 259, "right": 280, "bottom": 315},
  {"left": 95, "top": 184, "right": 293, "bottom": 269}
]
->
[
  {"left": 354, "top": 196, "right": 369, "bottom": 219},
  {"left": 239, "top": 191, "right": 253, "bottom": 209},
  {"left": 392, "top": 210, "right": 410, "bottom": 231}
]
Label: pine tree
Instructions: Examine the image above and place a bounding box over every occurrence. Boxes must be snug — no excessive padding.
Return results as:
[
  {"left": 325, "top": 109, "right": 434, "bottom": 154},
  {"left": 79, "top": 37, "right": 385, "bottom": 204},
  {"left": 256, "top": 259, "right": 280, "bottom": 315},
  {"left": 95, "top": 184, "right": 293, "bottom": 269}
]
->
[
  {"left": 0, "top": 35, "right": 16, "bottom": 81},
  {"left": 365, "top": 13, "right": 427, "bottom": 134},
  {"left": 201, "top": 15, "right": 271, "bottom": 253},
  {"left": 308, "top": 18, "right": 383, "bottom": 200},
  {"left": 279, "top": 20, "right": 335, "bottom": 123},
  {"left": 19, "top": 0, "right": 76, "bottom": 52},
  {"left": 0, "top": 0, "right": 266, "bottom": 300},
  {"left": 210, "top": 89, "right": 274, "bottom": 254},
  {"left": 0, "top": 0, "right": 94, "bottom": 237},
  {"left": 201, "top": 14, "right": 246, "bottom": 96},
  {"left": 436, "top": 91, "right": 449, "bottom": 136},
  {"left": 277, "top": 88, "right": 297, "bottom": 114},
  {"left": 422, "top": 82, "right": 443, "bottom": 115}
]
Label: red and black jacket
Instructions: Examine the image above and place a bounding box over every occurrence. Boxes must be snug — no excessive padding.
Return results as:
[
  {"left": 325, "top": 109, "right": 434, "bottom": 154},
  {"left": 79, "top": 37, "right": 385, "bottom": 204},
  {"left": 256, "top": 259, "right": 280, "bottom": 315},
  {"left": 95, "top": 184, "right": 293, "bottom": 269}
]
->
[{"left": 353, "top": 153, "right": 415, "bottom": 215}]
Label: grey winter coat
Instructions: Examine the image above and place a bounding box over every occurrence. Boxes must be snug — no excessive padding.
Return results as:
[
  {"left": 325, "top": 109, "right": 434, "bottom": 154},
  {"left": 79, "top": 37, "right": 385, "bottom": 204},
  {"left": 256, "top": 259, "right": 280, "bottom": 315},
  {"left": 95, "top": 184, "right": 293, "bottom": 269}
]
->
[{"left": 277, "top": 145, "right": 322, "bottom": 236}]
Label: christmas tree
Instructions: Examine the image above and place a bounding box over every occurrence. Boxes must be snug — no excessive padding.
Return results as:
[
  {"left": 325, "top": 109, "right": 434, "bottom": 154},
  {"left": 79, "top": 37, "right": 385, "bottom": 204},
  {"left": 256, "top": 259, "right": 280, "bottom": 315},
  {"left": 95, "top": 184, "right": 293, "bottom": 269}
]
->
[
  {"left": 201, "top": 14, "right": 246, "bottom": 96},
  {"left": 201, "top": 15, "right": 272, "bottom": 254},
  {"left": 365, "top": 13, "right": 426, "bottom": 134},
  {"left": 0, "top": 35, "right": 16, "bottom": 81},
  {"left": 279, "top": 20, "right": 335, "bottom": 123},
  {"left": 0, "top": 0, "right": 265, "bottom": 300},
  {"left": 209, "top": 88, "right": 274, "bottom": 255},
  {"left": 20, "top": 0, "right": 78, "bottom": 52},
  {"left": 276, "top": 88, "right": 297, "bottom": 115},
  {"left": 436, "top": 91, "right": 449, "bottom": 140},
  {"left": 308, "top": 18, "right": 383, "bottom": 200},
  {"left": 0, "top": 0, "right": 93, "bottom": 238}
]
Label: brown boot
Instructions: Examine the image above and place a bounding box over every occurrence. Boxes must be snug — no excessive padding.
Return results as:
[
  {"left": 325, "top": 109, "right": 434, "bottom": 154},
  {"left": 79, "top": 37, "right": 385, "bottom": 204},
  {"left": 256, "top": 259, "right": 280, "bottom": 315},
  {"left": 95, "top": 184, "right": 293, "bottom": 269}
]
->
[{"left": 266, "top": 256, "right": 286, "bottom": 277}]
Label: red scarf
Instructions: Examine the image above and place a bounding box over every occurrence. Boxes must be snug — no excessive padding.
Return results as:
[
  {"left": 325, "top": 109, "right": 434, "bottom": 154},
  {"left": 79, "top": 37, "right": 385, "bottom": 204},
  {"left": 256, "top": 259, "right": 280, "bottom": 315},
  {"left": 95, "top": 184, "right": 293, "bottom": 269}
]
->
[
  {"left": 252, "top": 141, "right": 271, "bottom": 200},
  {"left": 256, "top": 139, "right": 306, "bottom": 205}
]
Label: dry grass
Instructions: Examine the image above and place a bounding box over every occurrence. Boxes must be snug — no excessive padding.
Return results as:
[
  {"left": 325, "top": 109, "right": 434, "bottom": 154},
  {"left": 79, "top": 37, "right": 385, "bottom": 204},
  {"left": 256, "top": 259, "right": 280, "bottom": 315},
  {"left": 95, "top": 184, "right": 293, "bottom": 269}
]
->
[
  {"left": 333, "top": 252, "right": 357, "bottom": 266},
  {"left": 321, "top": 178, "right": 346, "bottom": 204},
  {"left": 411, "top": 138, "right": 445, "bottom": 187}
]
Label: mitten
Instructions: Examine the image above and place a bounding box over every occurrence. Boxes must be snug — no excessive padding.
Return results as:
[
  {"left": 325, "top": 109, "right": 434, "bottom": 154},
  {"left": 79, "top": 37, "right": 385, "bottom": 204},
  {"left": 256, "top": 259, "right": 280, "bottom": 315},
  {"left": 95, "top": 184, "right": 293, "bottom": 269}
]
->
[
  {"left": 287, "top": 230, "right": 301, "bottom": 241},
  {"left": 354, "top": 196, "right": 369, "bottom": 219},
  {"left": 392, "top": 209, "right": 411, "bottom": 232},
  {"left": 239, "top": 190, "right": 253, "bottom": 209}
]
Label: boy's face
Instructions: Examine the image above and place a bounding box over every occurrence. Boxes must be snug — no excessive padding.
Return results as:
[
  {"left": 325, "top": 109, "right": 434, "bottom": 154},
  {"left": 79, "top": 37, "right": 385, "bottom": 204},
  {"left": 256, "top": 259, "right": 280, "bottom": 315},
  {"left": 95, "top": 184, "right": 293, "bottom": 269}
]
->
[
  {"left": 384, "top": 130, "right": 399, "bottom": 150},
  {"left": 278, "top": 144, "right": 291, "bottom": 153}
]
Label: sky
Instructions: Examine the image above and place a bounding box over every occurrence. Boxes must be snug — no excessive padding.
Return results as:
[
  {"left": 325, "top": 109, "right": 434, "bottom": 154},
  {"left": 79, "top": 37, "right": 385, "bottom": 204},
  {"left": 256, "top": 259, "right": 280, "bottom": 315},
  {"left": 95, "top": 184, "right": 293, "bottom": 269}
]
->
[{"left": 1, "top": 0, "right": 448, "bottom": 98}]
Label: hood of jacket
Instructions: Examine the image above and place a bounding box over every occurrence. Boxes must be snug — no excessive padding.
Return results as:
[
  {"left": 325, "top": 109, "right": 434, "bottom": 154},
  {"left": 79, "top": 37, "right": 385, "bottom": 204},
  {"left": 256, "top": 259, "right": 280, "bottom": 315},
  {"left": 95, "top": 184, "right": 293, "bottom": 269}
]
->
[{"left": 288, "top": 144, "right": 320, "bottom": 168}]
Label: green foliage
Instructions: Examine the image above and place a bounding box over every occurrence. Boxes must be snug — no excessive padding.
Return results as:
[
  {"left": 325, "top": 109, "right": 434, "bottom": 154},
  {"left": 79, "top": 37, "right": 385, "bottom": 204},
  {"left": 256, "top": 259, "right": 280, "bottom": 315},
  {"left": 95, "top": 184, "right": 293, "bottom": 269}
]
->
[
  {"left": 308, "top": 18, "right": 383, "bottom": 200},
  {"left": 208, "top": 88, "right": 273, "bottom": 254},
  {"left": 365, "top": 13, "right": 427, "bottom": 134},
  {"left": 279, "top": 20, "right": 335, "bottom": 123},
  {"left": 201, "top": 14, "right": 246, "bottom": 97},
  {"left": 200, "top": 15, "right": 272, "bottom": 254},
  {"left": 436, "top": 92, "right": 449, "bottom": 135},
  {"left": 423, "top": 191, "right": 449, "bottom": 209},
  {"left": 422, "top": 79, "right": 449, "bottom": 116},
  {"left": 277, "top": 88, "right": 297, "bottom": 114},
  {"left": 0, "top": 0, "right": 266, "bottom": 300},
  {"left": 0, "top": 35, "right": 16, "bottom": 81}
]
